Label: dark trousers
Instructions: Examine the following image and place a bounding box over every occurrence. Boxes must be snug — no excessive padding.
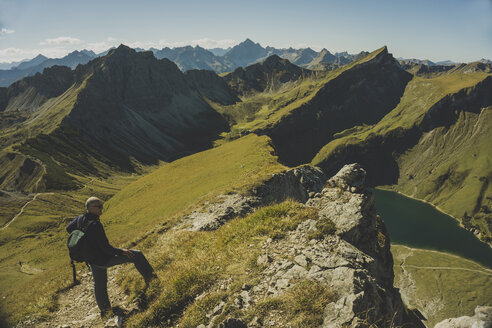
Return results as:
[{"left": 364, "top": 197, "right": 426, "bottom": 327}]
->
[{"left": 90, "top": 250, "right": 154, "bottom": 312}]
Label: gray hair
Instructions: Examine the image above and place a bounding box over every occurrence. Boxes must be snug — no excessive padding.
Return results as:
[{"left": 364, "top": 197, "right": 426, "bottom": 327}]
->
[{"left": 85, "top": 196, "right": 103, "bottom": 210}]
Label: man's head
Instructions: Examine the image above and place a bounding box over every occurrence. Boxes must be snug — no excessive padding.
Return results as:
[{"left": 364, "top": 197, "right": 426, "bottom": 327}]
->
[{"left": 86, "top": 196, "right": 103, "bottom": 216}]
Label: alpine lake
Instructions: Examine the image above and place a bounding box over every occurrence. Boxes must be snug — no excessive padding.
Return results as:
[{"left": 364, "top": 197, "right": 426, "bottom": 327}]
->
[{"left": 372, "top": 188, "right": 492, "bottom": 269}]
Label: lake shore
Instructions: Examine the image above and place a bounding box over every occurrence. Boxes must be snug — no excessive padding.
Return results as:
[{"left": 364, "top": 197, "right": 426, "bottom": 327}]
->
[{"left": 374, "top": 186, "right": 492, "bottom": 249}]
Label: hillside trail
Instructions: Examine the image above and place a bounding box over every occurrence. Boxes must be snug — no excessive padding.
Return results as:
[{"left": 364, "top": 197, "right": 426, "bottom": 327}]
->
[
  {"left": 3, "top": 177, "right": 94, "bottom": 231},
  {"left": 402, "top": 264, "right": 492, "bottom": 275},
  {"left": 1, "top": 192, "right": 53, "bottom": 230},
  {"left": 22, "top": 265, "right": 138, "bottom": 328}
]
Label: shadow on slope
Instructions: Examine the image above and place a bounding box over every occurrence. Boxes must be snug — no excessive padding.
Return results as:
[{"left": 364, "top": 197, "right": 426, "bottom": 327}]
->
[{"left": 261, "top": 46, "right": 413, "bottom": 167}]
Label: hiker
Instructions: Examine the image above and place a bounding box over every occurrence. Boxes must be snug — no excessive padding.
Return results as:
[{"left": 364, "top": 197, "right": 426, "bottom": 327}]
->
[{"left": 66, "top": 196, "right": 157, "bottom": 317}]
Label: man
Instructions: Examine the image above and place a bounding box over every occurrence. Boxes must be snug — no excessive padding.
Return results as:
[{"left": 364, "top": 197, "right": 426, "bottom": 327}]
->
[{"left": 66, "top": 196, "right": 157, "bottom": 317}]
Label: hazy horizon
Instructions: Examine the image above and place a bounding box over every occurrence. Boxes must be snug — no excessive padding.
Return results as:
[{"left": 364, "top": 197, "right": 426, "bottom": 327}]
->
[{"left": 0, "top": 0, "right": 491, "bottom": 63}]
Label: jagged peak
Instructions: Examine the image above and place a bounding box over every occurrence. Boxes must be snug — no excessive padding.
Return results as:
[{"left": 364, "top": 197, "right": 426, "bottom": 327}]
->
[
  {"left": 107, "top": 44, "right": 136, "bottom": 57},
  {"left": 238, "top": 38, "right": 263, "bottom": 49},
  {"left": 354, "top": 46, "right": 392, "bottom": 65},
  {"left": 371, "top": 46, "right": 388, "bottom": 58}
]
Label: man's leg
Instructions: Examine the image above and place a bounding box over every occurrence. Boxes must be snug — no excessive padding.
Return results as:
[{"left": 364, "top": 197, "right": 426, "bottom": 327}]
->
[
  {"left": 105, "top": 250, "right": 155, "bottom": 282},
  {"left": 130, "top": 250, "right": 156, "bottom": 282},
  {"left": 89, "top": 265, "right": 111, "bottom": 314}
]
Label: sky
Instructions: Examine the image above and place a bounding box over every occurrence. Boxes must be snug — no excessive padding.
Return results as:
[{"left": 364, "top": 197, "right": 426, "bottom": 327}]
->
[{"left": 0, "top": 0, "right": 491, "bottom": 63}]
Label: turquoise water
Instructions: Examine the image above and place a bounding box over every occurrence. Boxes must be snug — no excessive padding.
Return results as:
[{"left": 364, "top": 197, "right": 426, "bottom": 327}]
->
[{"left": 372, "top": 188, "right": 492, "bottom": 268}]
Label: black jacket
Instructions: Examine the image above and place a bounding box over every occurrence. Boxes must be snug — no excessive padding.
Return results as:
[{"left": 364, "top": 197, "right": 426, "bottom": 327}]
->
[{"left": 66, "top": 212, "right": 123, "bottom": 265}]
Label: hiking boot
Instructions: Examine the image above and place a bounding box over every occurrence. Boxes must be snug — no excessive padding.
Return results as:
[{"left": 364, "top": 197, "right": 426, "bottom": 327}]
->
[
  {"left": 100, "top": 307, "right": 112, "bottom": 319},
  {"left": 144, "top": 273, "right": 159, "bottom": 286},
  {"left": 112, "top": 306, "right": 126, "bottom": 316}
]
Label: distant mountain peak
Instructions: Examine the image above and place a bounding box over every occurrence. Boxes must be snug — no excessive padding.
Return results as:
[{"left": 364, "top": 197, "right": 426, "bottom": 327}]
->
[
  {"left": 238, "top": 38, "right": 263, "bottom": 49},
  {"left": 108, "top": 44, "right": 136, "bottom": 57},
  {"left": 262, "top": 54, "right": 287, "bottom": 66},
  {"left": 34, "top": 54, "right": 48, "bottom": 60}
]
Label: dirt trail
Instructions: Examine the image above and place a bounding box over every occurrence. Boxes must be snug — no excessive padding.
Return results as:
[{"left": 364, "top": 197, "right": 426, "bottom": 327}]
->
[
  {"left": 17, "top": 266, "right": 137, "bottom": 328},
  {"left": 402, "top": 264, "right": 492, "bottom": 275},
  {"left": 2, "top": 177, "right": 94, "bottom": 231},
  {"left": 1, "top": 193, "right": 45, "bottom": 230}
]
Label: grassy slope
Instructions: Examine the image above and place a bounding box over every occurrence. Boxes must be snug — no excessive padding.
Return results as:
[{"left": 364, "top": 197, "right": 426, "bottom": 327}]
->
[
  {"left": 0, "top": 193, "right": 31, "bottom": 226},
  {"left": 0, "top": 174, "right": 138, "bottom": 325},
  {"left": 312, "top": 72, "right": 490, "bottom": 162},
  {"left": 102, "top": 134, "right": 286, "bottom": 246},
  {"left": 0, "top": 78, "right": 90, "bottom": 192},
  {"left": 0, "top": 134, "right": 285, "bottom": 325},
  {"left": 211, "top": 47, "right": 388, "bottom": 139},
  {"left": 394, "top": 107, "right": 492, "bottom": 239},
  {"left": 392, "top": 245, "right": 492, "bottom": 328},
  {"left": 0, "top": 77, "right": 89, "bottom": 148},
  {"left": 312, "top": 71, "right": 492, "bottom": 240},
  {"left": 122, "top": 201, "right": 331, "bottom": 328}
]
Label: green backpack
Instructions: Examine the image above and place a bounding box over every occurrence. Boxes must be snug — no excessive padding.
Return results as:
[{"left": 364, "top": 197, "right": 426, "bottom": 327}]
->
[
  {"left": 67, "top": 216, "right": 95, "bottom": 284},
  {"left": 67, "top": 215, "right": 94, "bottom": 262}
]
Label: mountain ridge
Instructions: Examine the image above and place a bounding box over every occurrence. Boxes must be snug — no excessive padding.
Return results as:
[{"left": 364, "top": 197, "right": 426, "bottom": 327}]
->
[{"left": 0, "top": 44, "right": 229, "bottom": 191}]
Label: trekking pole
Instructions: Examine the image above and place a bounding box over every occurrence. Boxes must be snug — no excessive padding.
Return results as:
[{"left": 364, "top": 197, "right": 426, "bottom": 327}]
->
[{"left": 71, "top": 260, "right": 77, "bottom": 285}]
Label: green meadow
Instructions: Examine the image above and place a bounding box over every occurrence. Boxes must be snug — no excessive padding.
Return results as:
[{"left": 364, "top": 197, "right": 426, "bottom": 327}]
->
[{"left": 392, "top": 245, "right": 492, "bottom": 328}]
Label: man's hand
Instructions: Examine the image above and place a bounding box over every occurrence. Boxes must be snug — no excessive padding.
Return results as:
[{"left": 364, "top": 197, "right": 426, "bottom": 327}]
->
[{"left": 122, "top": 249, "right": 135, "bottom": 259}]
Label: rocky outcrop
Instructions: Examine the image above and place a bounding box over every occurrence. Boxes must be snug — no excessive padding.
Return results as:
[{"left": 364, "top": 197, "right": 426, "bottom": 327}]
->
[
  {"left": 434, "top": 306, "right": 492, "bottom": 328},
  {"left": 179, "top": 165, "right": 326, "bottom": 231},
  {"left": 195, "top": 164, "right": 423, "bottom": 327}
]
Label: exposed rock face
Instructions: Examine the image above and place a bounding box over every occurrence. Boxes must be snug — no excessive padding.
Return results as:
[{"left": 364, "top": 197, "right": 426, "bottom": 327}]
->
[
  {"left": 434, "top": 306, "right": 492, "bottom": 328},
  {"left": 303, "top": 164, "right": 407, "bottom": 326},
  {"left": 66, "top": 45, "right": 229, "bottom": 164},
  {"left": 179, "top": 165, "right": 326, "bottom": 231},
  {"left": 325, "top": 163, "right": 366, "bottom": 192},
  {"left": 194, "top": 164, "right": 423, "bottom": 327}
]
